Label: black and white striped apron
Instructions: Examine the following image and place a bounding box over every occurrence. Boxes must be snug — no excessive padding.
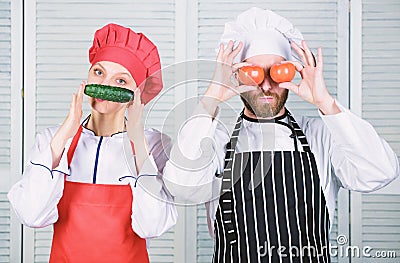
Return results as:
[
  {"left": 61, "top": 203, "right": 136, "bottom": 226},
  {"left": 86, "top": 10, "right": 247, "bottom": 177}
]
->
[{"left": 214, "top": 110, "right": 330, "bottom": 263}]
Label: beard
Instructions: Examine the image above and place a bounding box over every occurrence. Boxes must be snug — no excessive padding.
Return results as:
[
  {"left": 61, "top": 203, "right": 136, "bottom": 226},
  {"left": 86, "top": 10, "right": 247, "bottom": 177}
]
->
[{"left": 240, "top": 89, "right": 288, "bottom": 118}]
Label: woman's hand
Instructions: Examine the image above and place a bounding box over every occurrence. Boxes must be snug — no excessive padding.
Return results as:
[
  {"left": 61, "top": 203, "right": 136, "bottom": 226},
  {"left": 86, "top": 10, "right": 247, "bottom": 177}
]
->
[
  {"left": 201, "top": 41, "right": 258, "bottom": 116},
  {"left": 126, "top": 89, "right": 150, "bottom": 174},
  {"left": 50, "top": 81, "right": 85, "bottom": 168},
  {"left": 279, "top": 40, "right": 340, "bottom": 115},
  {"left": 127, "top": 89, "right": 145, "bottom": 142}
]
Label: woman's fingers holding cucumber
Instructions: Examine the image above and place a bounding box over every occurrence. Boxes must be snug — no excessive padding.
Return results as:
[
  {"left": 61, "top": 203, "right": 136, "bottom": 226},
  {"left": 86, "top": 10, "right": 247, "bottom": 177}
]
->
[
  {"left": 128, "top": 89, "right": 144, "bottom": 125},
  {"left": 63, "top": 82, "right": 85, "bottom": 138},
  {"left": 127, "top": 89, "right": 145, "bottom": 141},
  {"left": 71, "top": 82, "right": 84, "bottom": 118},
  {"left": 51, "top": 82, "right": 85, "bottom": 160},
  {"left": 76, "top": 81, "right": 85, "bottom": 108},
  {"left": 71, "top": 81, "right": 84, "bottom": 122}
]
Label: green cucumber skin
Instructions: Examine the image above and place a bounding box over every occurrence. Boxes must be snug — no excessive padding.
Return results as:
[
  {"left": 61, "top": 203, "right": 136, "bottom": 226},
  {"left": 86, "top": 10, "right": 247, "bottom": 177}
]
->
[{"left": 84, "top": 84, "right": 134, "bottom": 103}]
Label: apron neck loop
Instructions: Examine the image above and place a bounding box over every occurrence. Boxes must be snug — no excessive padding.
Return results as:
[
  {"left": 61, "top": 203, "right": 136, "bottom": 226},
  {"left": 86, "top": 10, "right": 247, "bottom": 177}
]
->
[
  {"left": 286, "top": 110, "right": 311, "bottom": 152},
  {"left": 67, "top": 125, "right": 83, "bottom": 168},
  {"left": 230, "top": 108, "right": 312, "bottom": 154}
]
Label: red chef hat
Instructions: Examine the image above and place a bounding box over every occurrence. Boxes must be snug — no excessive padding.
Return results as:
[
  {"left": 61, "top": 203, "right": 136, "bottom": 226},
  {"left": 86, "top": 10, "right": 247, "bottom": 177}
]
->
[{"left": 89, "top": 23, "right": 163, "bottom": 104}]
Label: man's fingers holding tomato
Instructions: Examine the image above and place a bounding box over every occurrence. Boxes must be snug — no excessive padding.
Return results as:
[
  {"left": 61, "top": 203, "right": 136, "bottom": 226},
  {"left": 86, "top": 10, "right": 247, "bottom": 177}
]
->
[
  {"left": 232, "top": 62, "right": 253, "bottom": 72},
  {"left": 280, "top": 61, "right": 303, "bottom": 72}
]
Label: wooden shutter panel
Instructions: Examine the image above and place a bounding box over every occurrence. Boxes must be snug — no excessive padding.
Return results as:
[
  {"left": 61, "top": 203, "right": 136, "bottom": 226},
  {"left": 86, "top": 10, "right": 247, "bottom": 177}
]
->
[
  {"left": 362, "top": 0, "right": 400, "bottom": 156},
  {"left": 352, "top": 1, "right": 400, "bottom": 263},
  {"left": 0, "top": 0, "right": 11, "bottom": 170},
  {"left": 0, "top": 1, "right": 12, "bottom": 262},
  {"left": 0, "top": 194, "right": 10, "bottom": 263}
]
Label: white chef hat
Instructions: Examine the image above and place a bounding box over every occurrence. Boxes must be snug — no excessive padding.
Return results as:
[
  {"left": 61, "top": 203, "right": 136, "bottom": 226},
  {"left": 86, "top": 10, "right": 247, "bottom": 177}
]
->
[{"left": 219, "top": 7, "right": 304, "bottom": 63}]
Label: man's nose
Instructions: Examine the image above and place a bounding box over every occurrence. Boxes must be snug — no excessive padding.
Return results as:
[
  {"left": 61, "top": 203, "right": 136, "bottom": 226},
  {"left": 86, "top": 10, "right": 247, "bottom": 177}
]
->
[{"left": 259, "top": 77, "right": 273, "bottom": 92}]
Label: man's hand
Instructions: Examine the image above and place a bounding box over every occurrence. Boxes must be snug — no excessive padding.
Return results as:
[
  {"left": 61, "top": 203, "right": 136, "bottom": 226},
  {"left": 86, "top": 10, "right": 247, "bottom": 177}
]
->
[
  {"left": 279, "top": 40, "right": 341, "bottom": 115},
  {"left": 202, "top": 40, "right": 258, "bottom": 116}
]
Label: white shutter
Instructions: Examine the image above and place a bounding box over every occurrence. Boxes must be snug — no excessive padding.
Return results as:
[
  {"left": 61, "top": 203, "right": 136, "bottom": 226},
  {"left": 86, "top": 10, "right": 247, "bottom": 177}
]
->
[
  {"left": 361, "top": 194, "right": 400, "bottom": 262},
  {"left": 0, "top": 194, "right": 10, "bottom": 263},
  {"left": 329, "top": 205, "right": 340, "bottom": 263},
  {"left": 33, "top": 227, "right": 52, "bottom": 263},
  {"left": 196, "top": 205, "right": 213, "bottom": 262},
  {"left": 0, "top": 0, "right": 22, "bottom": 262},
  {"left": 147, "top": 229, "right": 176, "bottom": 263},
  {"left": 349, "top": 1, "right": 400, "bottom": 263},
  {"left": 195, "top": 1, "right": 345, "bottom": 261},
  {"left": 25, "top": 0, "right": 177, "bottom": 262},
  {"left": 0, "top": 0, "right": 11, "bottom": 172},
  {"left": 361, "top": 0, "right": 400, "bottom": 157}
]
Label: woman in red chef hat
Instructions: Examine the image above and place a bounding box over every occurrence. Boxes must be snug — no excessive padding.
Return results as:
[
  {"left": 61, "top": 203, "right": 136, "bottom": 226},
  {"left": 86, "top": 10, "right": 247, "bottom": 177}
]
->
[{"left": 8, "top": 23, "right": 177, "bottom": 262}]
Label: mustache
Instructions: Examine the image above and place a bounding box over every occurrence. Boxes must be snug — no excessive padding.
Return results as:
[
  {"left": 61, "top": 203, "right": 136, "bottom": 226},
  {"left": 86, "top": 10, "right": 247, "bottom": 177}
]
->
[
  {"left": 255, "top": 91, "right": 279, "bottom": 98},
  {"left": 263, "top": 91, "right": 276, "bottom": 96}
]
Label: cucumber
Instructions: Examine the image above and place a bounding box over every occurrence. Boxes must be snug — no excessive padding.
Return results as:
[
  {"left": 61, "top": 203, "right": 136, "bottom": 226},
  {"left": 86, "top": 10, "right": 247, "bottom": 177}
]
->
[{"left": 84, "top": 84, "right": 134, "bottom": 103}]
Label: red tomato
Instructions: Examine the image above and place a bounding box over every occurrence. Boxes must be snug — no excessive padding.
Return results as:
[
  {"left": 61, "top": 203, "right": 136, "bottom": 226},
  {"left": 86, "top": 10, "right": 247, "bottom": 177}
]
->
[
  {"left": 270, "top": 63, "right": 296, "bottom": 83},
  {"left": 238, "top": 66, "right": 265, "bottom": 85}
]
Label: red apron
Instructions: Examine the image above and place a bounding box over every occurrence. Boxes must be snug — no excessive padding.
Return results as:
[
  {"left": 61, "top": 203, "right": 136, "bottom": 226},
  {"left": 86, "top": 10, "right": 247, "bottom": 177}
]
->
[{"left": 49, "top": 125, "right": 149, "bottom": 263}]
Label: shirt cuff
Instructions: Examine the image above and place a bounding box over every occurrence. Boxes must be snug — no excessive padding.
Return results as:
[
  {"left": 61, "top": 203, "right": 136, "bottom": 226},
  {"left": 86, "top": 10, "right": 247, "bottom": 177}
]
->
[
  {"left": 30, "top": 144, "right": 70, "bottom": 178},
  {"left": 134, "top": 155, "right": 162, "bottom": 193},
  {"left": 138, "top": 155, "right": 158, "bottom": 176},
  {"left": 52, "top": 150, "right": 70, "bottom": 176},
  {"left": 318, "top": 100, "right": 361, "bottom": 145}
]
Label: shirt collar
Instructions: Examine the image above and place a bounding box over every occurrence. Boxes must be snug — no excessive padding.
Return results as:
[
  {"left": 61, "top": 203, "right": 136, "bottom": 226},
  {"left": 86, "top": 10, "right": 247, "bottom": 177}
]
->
[
  {"left": 240, "top": 107, "right": 289, "bottom": 123},
  {"left": 81, "top": 115, "right": 127, "bottom": 138},
  {"left": 240, "top": 108, "right": 295, "bottom": 135}
]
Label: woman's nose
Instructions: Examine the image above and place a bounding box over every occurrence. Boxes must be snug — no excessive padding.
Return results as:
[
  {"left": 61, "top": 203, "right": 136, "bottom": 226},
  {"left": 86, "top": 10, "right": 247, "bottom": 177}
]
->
[{"left": 100, "top": 78, "right": 113, "bottom": 86}]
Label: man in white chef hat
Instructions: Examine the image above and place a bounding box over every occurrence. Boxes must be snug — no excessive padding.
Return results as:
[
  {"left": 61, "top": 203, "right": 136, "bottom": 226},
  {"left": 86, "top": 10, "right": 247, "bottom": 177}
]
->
[{"left": 163, "top": 7, "right": 399, "bottom": 262}]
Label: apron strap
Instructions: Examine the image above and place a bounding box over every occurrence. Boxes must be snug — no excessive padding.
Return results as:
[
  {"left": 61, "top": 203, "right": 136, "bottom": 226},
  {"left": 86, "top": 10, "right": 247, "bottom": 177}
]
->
[
  {"left": 67, "top": 125, "right": 83, "bottom": 168},
  {"left": 221, "top": 115, "right": 243, "bottom": 175},
  {"left": 286, "top": 111, "right": 311, "bottom": 152},
  {"left": 215, "top": 114, "right": 242, "bottom": 243},
  {"left": 67, "top": 115, "right": 91, "bottom": 168}
]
